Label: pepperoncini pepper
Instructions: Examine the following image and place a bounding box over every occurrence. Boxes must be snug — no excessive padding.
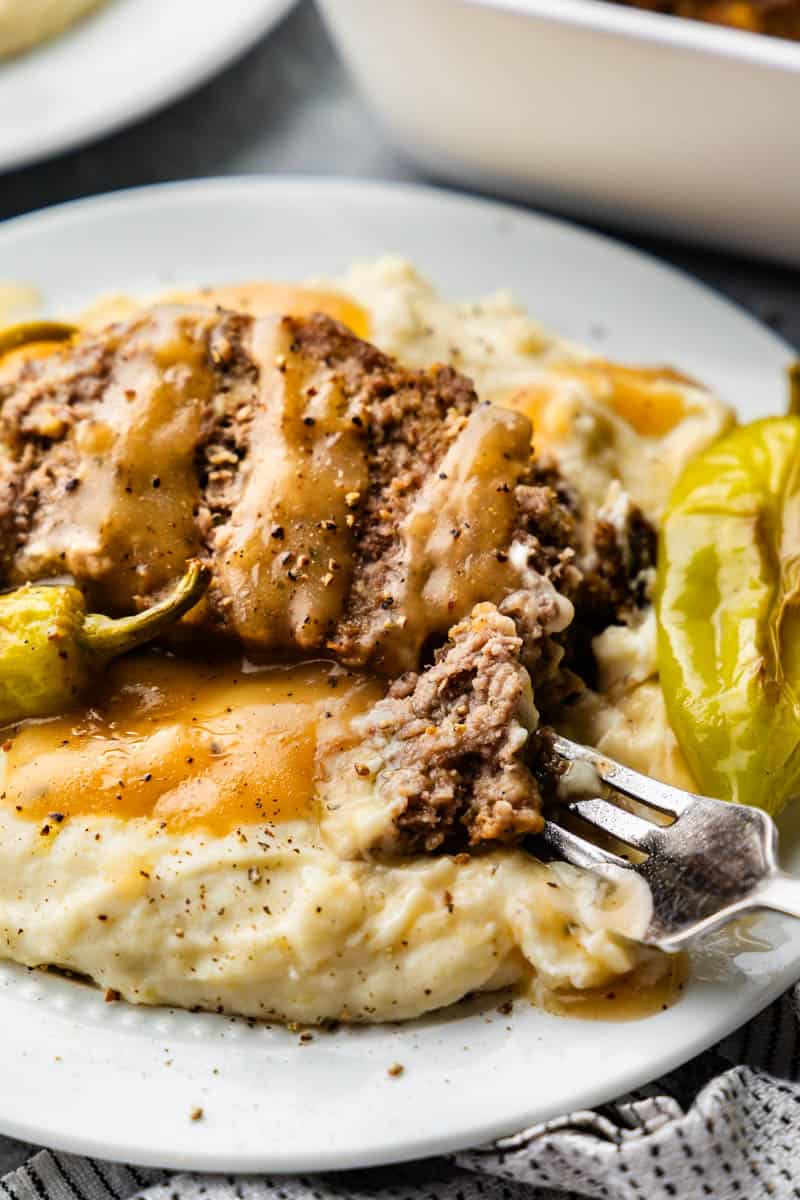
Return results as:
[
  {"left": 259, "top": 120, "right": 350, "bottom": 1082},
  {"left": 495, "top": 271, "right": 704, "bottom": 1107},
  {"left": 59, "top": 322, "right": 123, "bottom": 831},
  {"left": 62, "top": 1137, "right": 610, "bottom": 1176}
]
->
[
  {"left": 0, "top": 561, "right": 210, "bottom": 723},
  {"left": 0, "top": 321, "right": 78, "bottom": 379},
  {"left": 0, "top": 321, "right": 76, "bottom": 361},
  {"left": 656, "top": 416, "right": 800, "bottom": 816}
]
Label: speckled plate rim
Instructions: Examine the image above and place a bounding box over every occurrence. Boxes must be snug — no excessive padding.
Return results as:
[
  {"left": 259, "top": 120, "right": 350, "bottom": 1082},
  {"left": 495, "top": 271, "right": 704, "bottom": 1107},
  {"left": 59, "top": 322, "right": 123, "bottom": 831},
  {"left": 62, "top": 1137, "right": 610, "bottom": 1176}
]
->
[{"left": 0, "top": 176, "right": 798, "bottom": 1173}]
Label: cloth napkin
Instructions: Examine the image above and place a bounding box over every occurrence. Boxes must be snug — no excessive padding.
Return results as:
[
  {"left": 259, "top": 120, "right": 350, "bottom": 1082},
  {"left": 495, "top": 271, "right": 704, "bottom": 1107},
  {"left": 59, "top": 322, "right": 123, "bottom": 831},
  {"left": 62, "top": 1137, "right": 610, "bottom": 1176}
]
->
[{"left": 2, "top": 984, "right": 800, "bottom": 1200}]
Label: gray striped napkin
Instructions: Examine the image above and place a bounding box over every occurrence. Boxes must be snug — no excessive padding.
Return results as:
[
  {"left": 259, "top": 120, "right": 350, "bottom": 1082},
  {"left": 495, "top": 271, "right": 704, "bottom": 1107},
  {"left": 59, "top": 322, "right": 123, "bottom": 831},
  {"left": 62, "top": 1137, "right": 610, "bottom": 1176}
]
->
[{"left": 2, "top": 984, "right": 799, "bottom": 1200}]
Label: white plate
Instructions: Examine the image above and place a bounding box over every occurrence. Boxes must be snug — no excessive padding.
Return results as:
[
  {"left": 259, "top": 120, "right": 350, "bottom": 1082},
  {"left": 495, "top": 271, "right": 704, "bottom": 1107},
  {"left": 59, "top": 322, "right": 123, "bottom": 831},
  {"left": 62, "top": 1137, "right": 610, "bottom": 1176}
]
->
[
  {"left": 0, "top": 177, "right": 798, "bottom": 1173},
  {"left": 0, "top": 0, "right": 297, "bottom": 173}
]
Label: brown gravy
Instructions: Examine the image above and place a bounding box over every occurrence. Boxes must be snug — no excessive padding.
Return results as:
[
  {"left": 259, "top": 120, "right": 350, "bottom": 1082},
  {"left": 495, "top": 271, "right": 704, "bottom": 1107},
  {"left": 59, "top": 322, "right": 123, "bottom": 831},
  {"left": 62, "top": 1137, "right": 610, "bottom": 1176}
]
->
[
  {"left": 536, "top": 950, "right": 688, "bottom": 1022},
  {"left": 1, "top": 652, "right": 383, "bottom": 834}
]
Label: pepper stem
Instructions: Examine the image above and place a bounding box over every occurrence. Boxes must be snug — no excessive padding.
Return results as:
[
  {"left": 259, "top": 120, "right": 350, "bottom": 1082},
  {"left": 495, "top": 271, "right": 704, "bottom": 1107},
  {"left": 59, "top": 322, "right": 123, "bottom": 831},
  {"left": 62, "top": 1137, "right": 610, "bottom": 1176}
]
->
[
  {"left": 80, "top": 561, "right": 211, "bottom": 660},
  {"left": 0, "top": 321, "right": 77, "bottom": 362},
  {"left": 789, "top": 363, "right": 800, "bottom": 417}
]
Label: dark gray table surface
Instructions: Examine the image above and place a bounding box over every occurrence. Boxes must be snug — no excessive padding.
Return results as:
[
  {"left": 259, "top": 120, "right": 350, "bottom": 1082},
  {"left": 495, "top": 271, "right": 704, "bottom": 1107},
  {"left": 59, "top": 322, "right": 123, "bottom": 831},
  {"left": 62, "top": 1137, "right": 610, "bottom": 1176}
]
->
[{"left": 0, "top": 0, "right": 798, "bottom": 1174}]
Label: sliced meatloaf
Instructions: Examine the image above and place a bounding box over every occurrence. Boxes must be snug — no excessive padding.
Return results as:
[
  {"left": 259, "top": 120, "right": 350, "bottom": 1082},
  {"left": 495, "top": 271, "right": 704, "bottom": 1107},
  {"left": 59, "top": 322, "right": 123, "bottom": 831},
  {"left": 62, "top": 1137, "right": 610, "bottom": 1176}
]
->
[{"left": 0, "top": 306, "right": 581, "bottom": 674}]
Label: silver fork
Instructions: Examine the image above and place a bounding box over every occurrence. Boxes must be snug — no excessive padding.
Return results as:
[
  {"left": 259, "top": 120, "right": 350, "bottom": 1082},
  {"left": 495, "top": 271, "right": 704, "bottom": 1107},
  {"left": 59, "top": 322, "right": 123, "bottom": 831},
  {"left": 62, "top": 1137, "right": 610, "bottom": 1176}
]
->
[{"left": 544, "top": 734, "right": 800, "bottom": 952}]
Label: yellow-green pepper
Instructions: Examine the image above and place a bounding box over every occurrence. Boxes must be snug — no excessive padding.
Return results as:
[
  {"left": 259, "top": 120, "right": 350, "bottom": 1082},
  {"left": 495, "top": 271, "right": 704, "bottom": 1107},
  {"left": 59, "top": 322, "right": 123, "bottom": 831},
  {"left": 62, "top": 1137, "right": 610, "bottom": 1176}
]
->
[
  {"left": 656, "top": 416, "right": 800, "bottom": 815},
  {"left": 0, "top": 561, "right": 209, "bottom": 724},
  {"left": 0, "top": 321, "right": 76, "bottom": 361}
]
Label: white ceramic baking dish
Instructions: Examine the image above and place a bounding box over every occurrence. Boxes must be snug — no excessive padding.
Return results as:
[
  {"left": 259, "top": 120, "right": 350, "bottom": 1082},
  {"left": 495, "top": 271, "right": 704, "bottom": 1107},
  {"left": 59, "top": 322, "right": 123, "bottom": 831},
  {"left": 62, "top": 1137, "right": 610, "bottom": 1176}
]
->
[{"left": 317, "top": 0, "right": 800, "bottom": 266}]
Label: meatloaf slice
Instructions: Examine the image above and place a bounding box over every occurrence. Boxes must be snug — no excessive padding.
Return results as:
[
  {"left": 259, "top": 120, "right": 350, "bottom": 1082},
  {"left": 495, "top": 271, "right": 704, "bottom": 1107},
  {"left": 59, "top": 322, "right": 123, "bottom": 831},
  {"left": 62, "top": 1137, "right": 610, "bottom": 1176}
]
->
[
  {"left": 356, "top": 603, "right": 555, "bottom": 853},
  {"left": 0, "top": 306, "right": 581, "bottom": 674}
]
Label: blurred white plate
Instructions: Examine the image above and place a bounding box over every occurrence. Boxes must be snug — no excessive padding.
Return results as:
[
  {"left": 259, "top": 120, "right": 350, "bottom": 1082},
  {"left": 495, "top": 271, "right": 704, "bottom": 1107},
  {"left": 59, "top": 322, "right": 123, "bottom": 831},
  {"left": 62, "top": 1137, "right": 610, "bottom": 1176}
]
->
[
  {"left": 319, "top": 0, "right": 800, "bottom": 265},
  {"left": 0, "top": 177, "right": 797, "bottom": 1172},
  {"left": 0, "top": 0, "right": 297, "bottom": 173}
]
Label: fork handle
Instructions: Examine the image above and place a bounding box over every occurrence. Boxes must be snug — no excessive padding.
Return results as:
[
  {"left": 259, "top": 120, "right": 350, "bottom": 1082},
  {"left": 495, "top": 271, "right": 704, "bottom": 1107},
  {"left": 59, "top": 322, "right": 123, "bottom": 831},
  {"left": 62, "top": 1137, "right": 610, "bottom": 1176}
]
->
[{"left": 754, "top": 871, "right": 800, "bottom": 921}]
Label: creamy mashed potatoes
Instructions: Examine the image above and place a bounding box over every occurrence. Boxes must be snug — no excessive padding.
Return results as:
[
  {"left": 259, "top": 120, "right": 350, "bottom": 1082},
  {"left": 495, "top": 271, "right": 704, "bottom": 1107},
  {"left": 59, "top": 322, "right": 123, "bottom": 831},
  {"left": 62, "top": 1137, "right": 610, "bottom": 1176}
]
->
[
  {"left": 0, "top": 262, "right": 731, "bottom": 1023},
  {"left": 0, "top": 802, "right": 650, "bottom": 1022},
  {"left": 0, "top": 652, "right": 651, "bottom": 1022},
  {"left": 0, "top": 0, "right": 106, "bottom": 59}
]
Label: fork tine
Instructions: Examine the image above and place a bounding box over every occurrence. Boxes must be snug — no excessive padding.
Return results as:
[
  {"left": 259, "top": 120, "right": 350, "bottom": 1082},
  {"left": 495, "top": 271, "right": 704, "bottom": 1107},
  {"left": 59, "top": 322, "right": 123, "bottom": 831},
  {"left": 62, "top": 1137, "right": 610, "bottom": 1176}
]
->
[
  {"left": 568, "top": 798, "right": 658, "bottom": 851},
  {"left": 541, "top": 820, "right": 631, "bottom": 871},
  {"left": 553, "top": 734, "right": 693, "bottom": 816}
]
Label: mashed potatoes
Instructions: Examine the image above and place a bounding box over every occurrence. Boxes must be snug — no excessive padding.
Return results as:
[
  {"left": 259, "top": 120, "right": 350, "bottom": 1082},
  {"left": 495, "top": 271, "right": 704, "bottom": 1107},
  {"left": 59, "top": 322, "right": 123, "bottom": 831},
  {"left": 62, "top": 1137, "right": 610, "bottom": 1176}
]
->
[
  {"left": 0, "top": 0, "right": 106, "bottom": 59},
  {"left": 0, "top": 806, "right": 651, "bottom": 1023},
  {"left": 0, "top": 649, "right": 651, "bottom": 1023},
  {"left": 0, "top": 261, "right": 731, "bottom": 1023}
]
